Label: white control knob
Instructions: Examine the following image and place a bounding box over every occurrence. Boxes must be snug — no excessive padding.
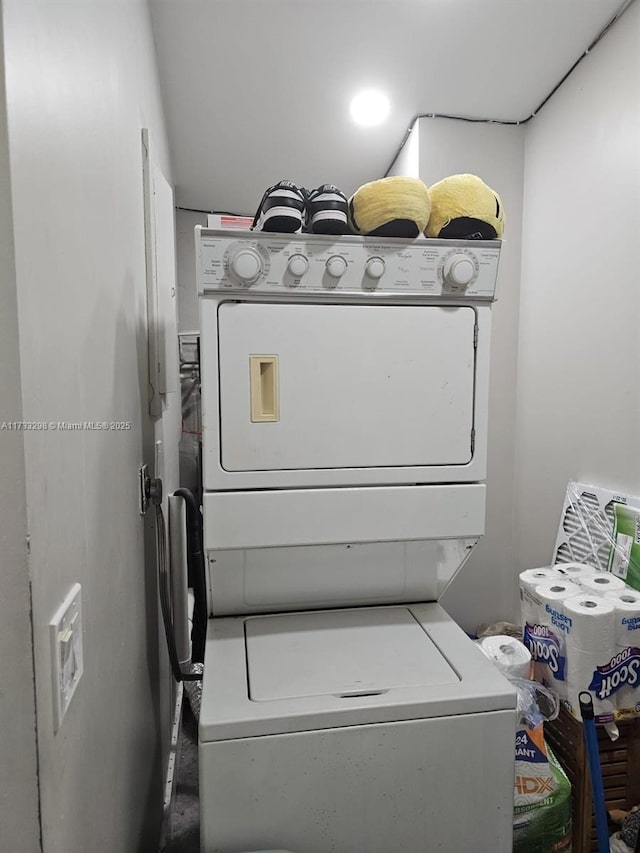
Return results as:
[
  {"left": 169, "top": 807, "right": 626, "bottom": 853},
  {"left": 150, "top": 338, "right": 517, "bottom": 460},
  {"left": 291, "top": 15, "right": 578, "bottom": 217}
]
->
[
  {"left": 229, "top": 248, "right": 263, "bottom": 284},
  {"left": 443, "top": 254, "right": 475, "bottom": 288},
  {"left": 365, "top": 257, "right": 385, "bottom": 280},
  {"left": 287, "top": 254, "right": 309, "bottom": 278},
  {"left": 326, "top": 255, "right": 347, "bottom": 278}
]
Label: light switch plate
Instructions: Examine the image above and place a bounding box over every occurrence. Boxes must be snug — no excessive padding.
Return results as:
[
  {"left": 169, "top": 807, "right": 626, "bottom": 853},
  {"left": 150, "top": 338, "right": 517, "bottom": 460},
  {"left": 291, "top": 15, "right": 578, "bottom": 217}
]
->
[{"left": 49, "top": 583, "right": 83, "bottom": 732}]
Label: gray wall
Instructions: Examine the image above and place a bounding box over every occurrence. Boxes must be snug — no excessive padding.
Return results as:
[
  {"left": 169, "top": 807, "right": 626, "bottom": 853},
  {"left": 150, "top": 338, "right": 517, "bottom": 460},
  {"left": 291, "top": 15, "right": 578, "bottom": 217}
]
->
[
  {"left": 391, "top": 119, "right": 525, "bottom": 633},
  {"left": 2, "top": 1, "right": 178, "bottom": 850},
  {"left": 0, "top": 10, "right": 41, "bottom": 851},
  {"left": 514, "top": 2, "right": 640, "bottom": 582}
]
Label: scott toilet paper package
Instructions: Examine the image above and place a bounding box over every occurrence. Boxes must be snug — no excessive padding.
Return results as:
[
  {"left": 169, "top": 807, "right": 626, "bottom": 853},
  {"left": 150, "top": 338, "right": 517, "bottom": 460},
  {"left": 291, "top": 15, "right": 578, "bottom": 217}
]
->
[
  {"left": 521, "top": 575, "right": 576, "bottom": 701},
  {"left": 563, "top": 594, "right": 616, "bottom": 720},
  {"left": 521, "top": 565, "right": 640, "bottom": 723},
  {"left": 604, "top": 589, "right": 640, "bottom": 713},
  {"left": 519, "top": 568, "right": 565, "bottom": 641},
  {"left": 580, "top": 574, "right": 627, "bottom": 596},
  {"left": 553, "top": 562, "right": 598, "bottom": 584}
]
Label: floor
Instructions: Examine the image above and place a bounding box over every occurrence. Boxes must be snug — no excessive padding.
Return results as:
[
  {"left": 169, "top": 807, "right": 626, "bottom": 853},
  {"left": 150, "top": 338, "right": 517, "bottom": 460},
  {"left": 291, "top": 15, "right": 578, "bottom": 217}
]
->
[{"left": 163, "top": 701, "right": 200, "bottom": 853}]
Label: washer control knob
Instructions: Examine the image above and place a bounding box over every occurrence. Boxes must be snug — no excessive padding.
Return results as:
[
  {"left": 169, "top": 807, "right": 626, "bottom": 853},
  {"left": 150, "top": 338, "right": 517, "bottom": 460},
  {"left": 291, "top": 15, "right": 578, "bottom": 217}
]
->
[
  {"left": 229, "top": 248, "right": 263, "bottom": 284},
  {"left": 365, "top": 257, "right": 385, "bottom": 281},
  {"left": 287, "top": 253, "right": 309, "bottom": 278},
  {"left": 443, "top": 254, "right": 475, "bottom": 288},
  {"left": 326, "top": 255, "right": 347, "bottom": 278}
]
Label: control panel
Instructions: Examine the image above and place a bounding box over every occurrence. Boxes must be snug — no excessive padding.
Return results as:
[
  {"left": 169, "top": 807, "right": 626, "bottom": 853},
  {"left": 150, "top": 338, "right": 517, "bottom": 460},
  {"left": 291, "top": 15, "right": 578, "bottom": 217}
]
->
[{"left": 197, "top": 228, "right": 501, "bottom": 300}]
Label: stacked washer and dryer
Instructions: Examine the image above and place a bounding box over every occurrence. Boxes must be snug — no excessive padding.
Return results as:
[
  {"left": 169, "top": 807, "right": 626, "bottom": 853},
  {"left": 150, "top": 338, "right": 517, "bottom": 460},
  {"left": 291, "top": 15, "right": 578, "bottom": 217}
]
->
[{"left": 195, "top": 227, "right": 517, "bottom": 853}]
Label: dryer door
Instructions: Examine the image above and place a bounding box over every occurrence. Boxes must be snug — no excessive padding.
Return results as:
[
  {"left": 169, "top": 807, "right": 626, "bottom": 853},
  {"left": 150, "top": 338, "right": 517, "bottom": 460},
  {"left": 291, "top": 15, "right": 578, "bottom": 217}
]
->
[{"left": 217, "top": 303, "right": 476, "bottom": 473}]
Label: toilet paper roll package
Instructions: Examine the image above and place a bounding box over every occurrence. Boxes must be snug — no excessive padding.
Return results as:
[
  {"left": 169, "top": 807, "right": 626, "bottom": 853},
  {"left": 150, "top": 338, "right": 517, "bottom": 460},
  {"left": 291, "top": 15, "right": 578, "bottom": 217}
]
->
[
  {"left": 563, "top": 595, "right": 616, "bottom": 721},
  {"left": 520, "top": 566, "right": 640, "bottom": 722},
  {"left": 604, "top": 589, "right": 640, "bottom": 715},
  {"left": 553, "top": 562, "right": 598, "bottom": 585},
  {"left": 522, "top": 580, "right": 576, "bottom": 701},
  {"left": 520, "top": 567, "right": 561, "bottom": 597},
  {"left": 479, "top": 635, "right": 532, "bottom": 680},
  {"left": 580, "top": 573, "right": 627, "bottom": 596},
  {"left": 519, "top": 568, "right": 563, "bottom": 635}
]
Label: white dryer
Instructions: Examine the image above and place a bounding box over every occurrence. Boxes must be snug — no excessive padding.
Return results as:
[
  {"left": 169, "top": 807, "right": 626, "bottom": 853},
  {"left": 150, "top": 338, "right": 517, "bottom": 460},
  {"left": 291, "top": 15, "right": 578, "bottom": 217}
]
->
[{"left": 196, "top": 228, "right": 517, "bottom": 853}]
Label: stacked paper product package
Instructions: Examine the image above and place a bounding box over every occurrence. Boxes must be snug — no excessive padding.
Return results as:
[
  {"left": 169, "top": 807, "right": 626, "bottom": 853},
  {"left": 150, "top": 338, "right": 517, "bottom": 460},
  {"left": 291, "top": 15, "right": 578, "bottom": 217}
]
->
[
  {"left": 476, "top": 627, "right": 572, "bottom": 852},
  {"left": 520, "top": 563, "right": 640, "bottom": 725}
]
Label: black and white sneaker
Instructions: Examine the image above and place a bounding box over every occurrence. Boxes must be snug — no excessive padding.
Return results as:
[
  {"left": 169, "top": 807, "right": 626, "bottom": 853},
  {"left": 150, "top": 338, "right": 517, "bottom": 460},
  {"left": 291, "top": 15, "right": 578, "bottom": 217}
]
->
[
  {"left": 306, "top": 184, "right": 349, "bottom": 235},
  {"left": 251, "top": 180, "right": 307, "bottom": 233}
]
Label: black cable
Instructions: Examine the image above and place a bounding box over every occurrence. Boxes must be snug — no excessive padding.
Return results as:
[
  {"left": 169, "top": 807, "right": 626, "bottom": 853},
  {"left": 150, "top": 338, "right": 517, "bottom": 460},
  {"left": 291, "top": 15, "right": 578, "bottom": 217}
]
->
[
  {"left": 173, "top": 3, "right": 638, "bottom": 208},
  {"left": 382, "top": 114, "right": 520, "bottom": 178},
  {"left": 176, "top": 205, "right": 248, "bottom": 217},
  {"left": 173, "top": 488, "right": 207, "bottom": 664},
  {"left": 155, "top": 501, "right": 201, "bottom": 682},
  {"left": 382, "top": 0, "right": 637, "bottom": 177}
]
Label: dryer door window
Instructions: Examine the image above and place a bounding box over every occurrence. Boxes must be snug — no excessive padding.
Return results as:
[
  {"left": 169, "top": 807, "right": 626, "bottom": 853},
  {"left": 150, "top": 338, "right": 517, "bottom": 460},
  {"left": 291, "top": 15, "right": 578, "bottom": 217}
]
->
[{"left": 218, "top": 303, "right": 476, "bottom": 472}]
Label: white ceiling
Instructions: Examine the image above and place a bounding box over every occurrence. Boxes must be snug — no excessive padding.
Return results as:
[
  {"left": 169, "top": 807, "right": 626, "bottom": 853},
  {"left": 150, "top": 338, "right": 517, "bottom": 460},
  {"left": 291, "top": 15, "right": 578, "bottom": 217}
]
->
[{"left": 149, "top": 0, "right": 629, "bottom": 216}]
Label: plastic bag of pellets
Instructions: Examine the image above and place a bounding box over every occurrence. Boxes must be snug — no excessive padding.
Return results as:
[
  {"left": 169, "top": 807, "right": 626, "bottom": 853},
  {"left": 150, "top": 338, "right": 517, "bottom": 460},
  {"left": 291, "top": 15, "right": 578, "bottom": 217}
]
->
[{"left": 512, "top": 723, "right": 572, "bottom": 853}]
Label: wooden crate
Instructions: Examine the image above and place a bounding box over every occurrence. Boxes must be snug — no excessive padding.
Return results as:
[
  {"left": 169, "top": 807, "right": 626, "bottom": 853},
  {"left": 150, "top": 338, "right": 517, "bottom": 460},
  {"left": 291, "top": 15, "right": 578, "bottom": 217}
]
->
[{"left": 545, "top": 709, "right": 640, "bottom": 852}]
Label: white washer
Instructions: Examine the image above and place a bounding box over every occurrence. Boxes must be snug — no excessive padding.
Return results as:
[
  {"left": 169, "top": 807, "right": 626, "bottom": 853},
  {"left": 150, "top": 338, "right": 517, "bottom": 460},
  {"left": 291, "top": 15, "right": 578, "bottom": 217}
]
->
[{"left": 196, "top": 229, "right": 517, "bottom": 853}]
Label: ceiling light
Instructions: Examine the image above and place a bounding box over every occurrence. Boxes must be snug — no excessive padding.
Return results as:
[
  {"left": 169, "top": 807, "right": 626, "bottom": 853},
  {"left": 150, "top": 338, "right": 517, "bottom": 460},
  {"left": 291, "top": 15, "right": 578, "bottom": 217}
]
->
[{"left": 350, "top": 90, "right": 390, "bottom": 126}]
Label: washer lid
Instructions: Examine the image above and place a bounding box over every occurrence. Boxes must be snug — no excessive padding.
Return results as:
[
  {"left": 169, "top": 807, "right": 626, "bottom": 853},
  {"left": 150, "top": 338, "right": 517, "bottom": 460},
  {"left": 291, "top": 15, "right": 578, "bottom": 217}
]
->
[
  {"left": 246, "top": 607, "right": 459, "bottom": 701},
  {"left": 199, "top": 603, "right": 517, "bottom": 742}
]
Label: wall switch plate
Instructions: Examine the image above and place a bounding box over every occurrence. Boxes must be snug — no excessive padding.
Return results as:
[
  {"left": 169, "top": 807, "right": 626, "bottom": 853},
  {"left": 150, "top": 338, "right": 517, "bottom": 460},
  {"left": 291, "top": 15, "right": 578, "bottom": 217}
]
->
[{"left": 49, "top": 583, "right": 83, "bottom": 732}]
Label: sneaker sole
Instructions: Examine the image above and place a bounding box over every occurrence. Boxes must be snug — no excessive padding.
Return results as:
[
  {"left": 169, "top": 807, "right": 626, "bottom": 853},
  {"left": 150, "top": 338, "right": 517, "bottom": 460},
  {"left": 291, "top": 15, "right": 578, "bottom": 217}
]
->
[
  {"left": 309, "top": 209, "right": 348, "bottom": 235},
  {"left": 254, "top": 205, "right": 304, "bottom": 233}
]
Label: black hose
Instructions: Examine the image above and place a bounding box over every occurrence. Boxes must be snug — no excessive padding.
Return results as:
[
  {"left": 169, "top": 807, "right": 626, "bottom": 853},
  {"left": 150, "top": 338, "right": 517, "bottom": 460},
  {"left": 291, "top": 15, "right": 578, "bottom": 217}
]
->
[
  {"left": 174, "top": 488, "right": 207, "bottom": 663},
  {"left": 155, "top": 502, "right": 201, "bottom": 682}
]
